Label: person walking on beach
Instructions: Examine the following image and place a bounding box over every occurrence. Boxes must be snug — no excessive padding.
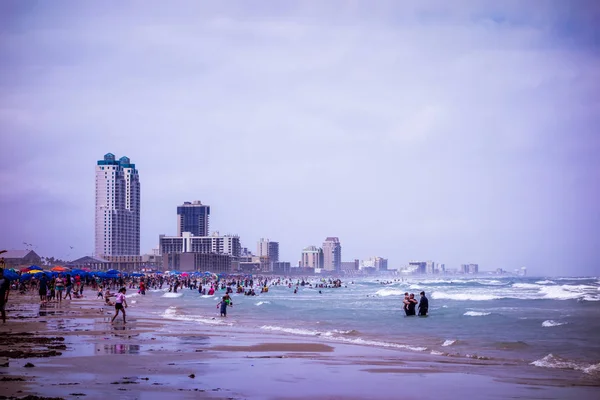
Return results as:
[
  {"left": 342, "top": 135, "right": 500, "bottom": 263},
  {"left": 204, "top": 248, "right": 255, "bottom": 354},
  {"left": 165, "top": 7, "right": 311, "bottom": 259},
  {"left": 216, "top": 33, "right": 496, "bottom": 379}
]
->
[
  {"left": 39, "top": 274, "right": 48, "bottom": 304},
  {"left": 0, "top": 268, "right": 11, "bottom": 323},
  {"left": 64, "top": 274, "right": 73, "bottom": 300},
  {"left": 55, "top": 274, "right": 65, "bottom": 304},
  {"left": 111, "top": 287, "right": 128, "bottom": 324},
  {"left": 418, "top": 291, "right": 429, "bottom": 316}
]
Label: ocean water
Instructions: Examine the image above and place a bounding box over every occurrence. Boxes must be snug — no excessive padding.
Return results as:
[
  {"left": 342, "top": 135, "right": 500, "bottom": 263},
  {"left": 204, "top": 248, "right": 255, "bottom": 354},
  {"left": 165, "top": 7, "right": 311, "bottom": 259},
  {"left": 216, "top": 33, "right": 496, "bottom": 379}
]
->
[{"left": 132, "top": 276, "right": 600, "bottom": 379}]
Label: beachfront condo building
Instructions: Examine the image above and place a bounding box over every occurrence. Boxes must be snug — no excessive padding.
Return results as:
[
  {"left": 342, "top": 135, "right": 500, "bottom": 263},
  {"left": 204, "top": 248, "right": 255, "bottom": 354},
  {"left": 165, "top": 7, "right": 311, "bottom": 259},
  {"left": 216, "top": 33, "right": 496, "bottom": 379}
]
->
[
  {"left": 257, "top": 238, "right": 279, "bottom": 263},
  {"left": 95, "top": 153, "right": 140, "bottom": 257},
  {"left": 322, "top": 237, "right": 342, "bottom": 272},
  {"left": 177, "top": 201, "right": 210, "bottom": 236},
  {"left": 159, "top": 231, "right": 241, "bottom": 272},
  {"left": 301, "top": 245, "right": 323, "bottom": 269}
]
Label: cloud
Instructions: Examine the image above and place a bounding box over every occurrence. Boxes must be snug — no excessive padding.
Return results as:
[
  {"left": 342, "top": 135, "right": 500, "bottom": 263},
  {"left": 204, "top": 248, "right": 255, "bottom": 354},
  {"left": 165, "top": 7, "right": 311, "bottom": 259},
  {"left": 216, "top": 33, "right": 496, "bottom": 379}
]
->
[{"left": 1, "top": 1, "right": 599, "bottom": 274}]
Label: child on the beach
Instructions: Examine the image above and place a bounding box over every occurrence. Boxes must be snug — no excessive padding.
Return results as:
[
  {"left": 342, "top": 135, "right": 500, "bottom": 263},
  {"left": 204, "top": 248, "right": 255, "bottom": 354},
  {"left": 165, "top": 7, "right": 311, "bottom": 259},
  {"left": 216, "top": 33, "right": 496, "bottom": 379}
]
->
[
  {"left": 104, "top": 288, "right": 115, "bottom": 306},
  {"left": 217, "top": 294, "right": 232, "bottom": 317},
  {"left": 111, "top": 287, "right": 128, "bottom": 324}
]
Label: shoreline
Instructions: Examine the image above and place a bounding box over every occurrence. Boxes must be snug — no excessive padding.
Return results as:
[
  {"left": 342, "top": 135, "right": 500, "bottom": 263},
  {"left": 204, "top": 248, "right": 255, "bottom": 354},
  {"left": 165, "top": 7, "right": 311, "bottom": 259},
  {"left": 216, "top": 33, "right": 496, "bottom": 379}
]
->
[{"left": 1, "top": 294, "right": 599, "bottom": 400}]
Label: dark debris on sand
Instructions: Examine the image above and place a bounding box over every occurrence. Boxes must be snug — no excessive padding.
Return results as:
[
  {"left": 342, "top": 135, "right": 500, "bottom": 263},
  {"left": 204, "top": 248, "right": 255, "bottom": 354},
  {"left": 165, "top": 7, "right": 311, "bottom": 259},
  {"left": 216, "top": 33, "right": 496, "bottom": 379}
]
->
[
  {"left": 0, "top": 332, "right": 65, "bottom": 359},
  {"left": 0, "top": 396, "right": 65, "bottom": 400}
]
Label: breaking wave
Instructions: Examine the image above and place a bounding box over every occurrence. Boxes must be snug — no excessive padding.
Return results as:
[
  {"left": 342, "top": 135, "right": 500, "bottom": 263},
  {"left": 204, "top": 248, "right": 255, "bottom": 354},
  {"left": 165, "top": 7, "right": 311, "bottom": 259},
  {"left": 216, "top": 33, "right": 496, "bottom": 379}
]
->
[
  {"left": 464, "top": 311, "right": 491, "bottom": 317},
  {"left": 432, "top": 292, "right": 501, "bottom": 301},
  {"left": 260, "top": 325, "right": 426, "bottom": 352},
  {"left": 531, "top": 354, "right": 600, "bottom": 375},
  {"left": 542, "top": 320, "right": 566, "bottom": 327}
]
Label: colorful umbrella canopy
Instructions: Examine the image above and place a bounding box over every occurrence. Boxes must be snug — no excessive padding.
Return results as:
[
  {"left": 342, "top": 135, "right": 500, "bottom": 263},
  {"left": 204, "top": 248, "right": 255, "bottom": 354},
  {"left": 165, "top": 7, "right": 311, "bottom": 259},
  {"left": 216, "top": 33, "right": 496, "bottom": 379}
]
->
[
  {"left": 20, "top": 265, "right": 41, "bottom": 272},
  {"left": 51, "top": 266, "right": 69, "bottom": 272},
  {"left": 24, "top": 269, "right": 44, "bottom": 274}
]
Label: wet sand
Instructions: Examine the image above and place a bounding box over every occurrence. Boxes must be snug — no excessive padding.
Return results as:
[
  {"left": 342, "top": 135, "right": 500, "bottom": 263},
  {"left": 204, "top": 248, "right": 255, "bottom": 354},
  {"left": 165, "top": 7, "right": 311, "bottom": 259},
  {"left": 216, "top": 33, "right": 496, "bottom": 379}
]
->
[{"left": 1, "top": 293, "right": 599, "bottom": 400}]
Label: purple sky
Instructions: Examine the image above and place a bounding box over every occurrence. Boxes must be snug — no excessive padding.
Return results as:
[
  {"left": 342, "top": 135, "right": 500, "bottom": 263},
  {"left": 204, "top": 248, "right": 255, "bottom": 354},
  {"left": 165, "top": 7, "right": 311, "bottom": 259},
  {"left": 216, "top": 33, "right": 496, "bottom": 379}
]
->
[{"left": 1, "top": 1, "right": 599, "bottom": 275}]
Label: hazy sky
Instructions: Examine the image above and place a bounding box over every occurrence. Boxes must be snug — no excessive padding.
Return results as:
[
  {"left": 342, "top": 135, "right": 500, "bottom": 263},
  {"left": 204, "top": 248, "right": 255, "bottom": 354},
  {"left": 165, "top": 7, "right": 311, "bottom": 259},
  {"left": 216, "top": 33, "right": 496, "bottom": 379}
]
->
[{"left": 1, "top": 1, "right": 599, "bottom": 276}]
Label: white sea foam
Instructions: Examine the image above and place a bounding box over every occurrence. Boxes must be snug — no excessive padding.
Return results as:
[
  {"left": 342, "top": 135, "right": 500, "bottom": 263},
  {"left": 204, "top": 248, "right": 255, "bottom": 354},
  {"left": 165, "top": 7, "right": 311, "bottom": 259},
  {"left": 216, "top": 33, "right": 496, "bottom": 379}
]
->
[
  {"left": 442, "top": 339, "right": 457, "bottom": 347},
  {"left": 474, "top": 279, "right": 504, "bottom": 286},
  {"left": 255, "top": 301, "right": 271, "bottom": 306},
  {"left": 261, "top": 325, "right": 321, "bottom": 336},
  {"left": 161, "top": 306, "right": 230, "bottom": 326},
  {"left": 430, "top": 350, "right": 444, "bottom": 355},
  {"left": 542, "top": 320, "right": 566, "bottom": 327},
  {"left": 531, "top": 354, "right": 600, "bottom": 375},
  {"left": 538, "top": 286, "right": 582, "bottom": 300},
  {"left": 375, "top": 288, "right": 405, "bottom": 297},
  {"left": 131, "top": 300, "right": 137, "bottom": 304},
  {"left": 419, "top": 279, "right": 468, "bottom": 284},
  {"left": 162, "top": 292, "right": 183, "bottom": 298},
  {"left": 260, "top": 325, "right": 427, "bottom": 352},
  {"left": 464, "top": 311, "right": 491, "bottom": 316},
  {"left": 512, "top": 283, "right": 541, "bottom": 289},
  {"left": 582, "top": 296, "right": 600, "bottom": 302},
  {"left": 535, "top": 280, "right": 556, "bottom": 285},
  {"left": 432, "top": 292, "right": 501, "bottom": 301}
]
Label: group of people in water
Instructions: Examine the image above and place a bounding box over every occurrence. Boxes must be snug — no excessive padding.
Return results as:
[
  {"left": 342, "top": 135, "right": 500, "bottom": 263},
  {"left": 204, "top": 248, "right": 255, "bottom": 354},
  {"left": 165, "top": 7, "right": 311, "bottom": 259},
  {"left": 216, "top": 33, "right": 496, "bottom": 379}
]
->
[{"left": 403, "top": 291, "right": 429, "bottom": 316}]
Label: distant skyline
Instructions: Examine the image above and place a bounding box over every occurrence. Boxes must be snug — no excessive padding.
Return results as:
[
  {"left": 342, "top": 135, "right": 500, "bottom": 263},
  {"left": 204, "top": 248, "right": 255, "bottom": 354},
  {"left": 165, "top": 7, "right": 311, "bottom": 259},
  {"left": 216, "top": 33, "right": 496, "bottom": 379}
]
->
[{"left": 1, "top": 1, "right": 599, "bottom": 276}]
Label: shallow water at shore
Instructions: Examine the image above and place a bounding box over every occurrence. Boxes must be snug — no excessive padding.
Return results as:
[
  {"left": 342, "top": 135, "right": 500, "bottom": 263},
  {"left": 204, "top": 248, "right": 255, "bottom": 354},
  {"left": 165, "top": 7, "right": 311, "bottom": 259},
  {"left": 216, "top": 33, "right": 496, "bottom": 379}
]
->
[{"left": 125, "top": 275, "right": 600, "bottom": 382}]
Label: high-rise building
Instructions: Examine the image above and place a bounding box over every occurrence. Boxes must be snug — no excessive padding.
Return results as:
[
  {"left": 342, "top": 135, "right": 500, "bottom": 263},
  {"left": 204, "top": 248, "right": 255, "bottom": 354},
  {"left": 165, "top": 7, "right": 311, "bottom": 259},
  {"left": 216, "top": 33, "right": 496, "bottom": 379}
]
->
[
  {"left": 322, "top": 237, "right": 342, "bottom": 272},
  {"left": 257, "top": 238, "right": 279, "bottom": 263},
  {"left": 461, "top": 263, "right": 479, "bottom": 274},
  {"left": 95, "top": 153, "right": 140, "bottom": 257},
  {"left": 177, "top": 201, "right": 210, "bottom": 236},
  {"left": 301, "top": 246, "right": 323, "bottom": 269}
]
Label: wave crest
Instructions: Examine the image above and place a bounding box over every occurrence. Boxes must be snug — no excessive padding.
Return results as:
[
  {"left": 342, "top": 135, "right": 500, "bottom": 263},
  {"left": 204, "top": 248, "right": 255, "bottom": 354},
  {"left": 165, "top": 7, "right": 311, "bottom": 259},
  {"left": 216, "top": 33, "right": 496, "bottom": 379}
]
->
[
  {"left": 542, "top": 320, "right": 566, "bottom": 327},
  {"left": 432, "top": 292, "right": 500, "bottom": 301},
  {"left": 464, "top": 311, "right": 491, "bottom": 316}
]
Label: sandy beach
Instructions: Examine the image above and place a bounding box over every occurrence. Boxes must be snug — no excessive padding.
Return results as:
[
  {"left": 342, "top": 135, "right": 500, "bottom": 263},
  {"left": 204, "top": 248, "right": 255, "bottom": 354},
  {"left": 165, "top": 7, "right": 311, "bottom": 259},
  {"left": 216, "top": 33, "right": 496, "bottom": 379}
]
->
[{"left": 1, "top": 293, "right": 599, "bottom": 400}]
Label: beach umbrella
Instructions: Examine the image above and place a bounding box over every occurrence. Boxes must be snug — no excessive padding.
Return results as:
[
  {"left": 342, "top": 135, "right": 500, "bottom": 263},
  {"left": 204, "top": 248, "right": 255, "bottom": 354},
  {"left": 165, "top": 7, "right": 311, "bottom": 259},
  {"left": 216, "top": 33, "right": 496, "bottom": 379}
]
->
[
  {"left": 23, "top": 269, "right": 44, "bottom": 275},
  {"left": 51, "top": 266, "right": 69, "bottom": 272},
  {"left": 3, "top": 270, "right": 19, "bottom": 280},
  {"left": 106, "top": 269, "right": 120, "bottom": 275}
]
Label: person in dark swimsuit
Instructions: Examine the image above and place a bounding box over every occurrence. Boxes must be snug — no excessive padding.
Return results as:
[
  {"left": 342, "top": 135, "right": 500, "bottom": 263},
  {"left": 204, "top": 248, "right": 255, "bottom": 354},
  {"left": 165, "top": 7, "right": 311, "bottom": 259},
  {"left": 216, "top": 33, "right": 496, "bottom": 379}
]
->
[
  {"left": 406, "top": 293, "right": 418, "bottom": 316},
  {"left": 418, "top": 291, "right": 429, "bottom": 316}
]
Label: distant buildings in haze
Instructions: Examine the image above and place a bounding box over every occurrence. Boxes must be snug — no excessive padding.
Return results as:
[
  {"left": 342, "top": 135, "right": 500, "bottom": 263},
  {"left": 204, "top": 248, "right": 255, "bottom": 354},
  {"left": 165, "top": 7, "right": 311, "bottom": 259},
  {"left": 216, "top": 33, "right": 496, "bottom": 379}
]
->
[{"left": 322, "top": 237, "right": 342, "bottom": 272}]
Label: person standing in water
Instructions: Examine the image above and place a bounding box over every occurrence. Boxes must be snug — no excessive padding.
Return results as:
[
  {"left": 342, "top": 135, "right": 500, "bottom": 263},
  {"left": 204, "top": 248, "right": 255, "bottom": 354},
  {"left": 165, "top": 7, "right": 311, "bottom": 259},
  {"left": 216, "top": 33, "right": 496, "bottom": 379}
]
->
[
  {"left": 402, "top": 292, "right": 410, "bottom": 316},
  {"left": 111, "top": 287, "right": 128, "bottom": 324},
  {"left": 405, "top": 293, "right": 418, "bottom": 316},
  {"left": 217, "top": 294, "right": 232, "bottom": 317},
  {"left": 418, "top": 291, "right": 429, "bottom": 316}
]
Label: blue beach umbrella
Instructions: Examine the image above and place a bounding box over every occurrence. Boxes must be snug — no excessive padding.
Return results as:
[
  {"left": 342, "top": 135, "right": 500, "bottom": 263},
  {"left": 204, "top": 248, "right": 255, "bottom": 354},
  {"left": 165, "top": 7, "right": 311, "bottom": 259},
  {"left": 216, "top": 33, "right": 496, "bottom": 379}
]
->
[{"left": 4, "top": 270, "right": 19, "bottom": 280}]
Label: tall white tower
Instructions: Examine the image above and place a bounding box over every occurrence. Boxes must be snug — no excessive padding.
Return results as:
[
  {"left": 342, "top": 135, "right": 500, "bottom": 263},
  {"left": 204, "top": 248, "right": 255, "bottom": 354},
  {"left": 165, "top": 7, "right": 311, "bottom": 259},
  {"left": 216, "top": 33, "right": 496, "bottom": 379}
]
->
[{"left": 95, "top": 153, "right": 140, "bottom": 256}]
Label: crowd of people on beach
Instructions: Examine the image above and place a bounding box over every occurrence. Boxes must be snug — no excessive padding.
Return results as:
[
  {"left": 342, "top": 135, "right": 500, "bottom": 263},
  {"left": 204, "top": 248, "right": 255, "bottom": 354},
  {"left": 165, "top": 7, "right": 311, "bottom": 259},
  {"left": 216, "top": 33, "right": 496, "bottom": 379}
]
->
[{"left": 0, "top": 266, "right": 430, "bottom": 324}]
